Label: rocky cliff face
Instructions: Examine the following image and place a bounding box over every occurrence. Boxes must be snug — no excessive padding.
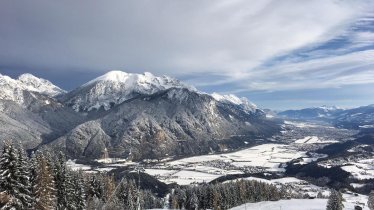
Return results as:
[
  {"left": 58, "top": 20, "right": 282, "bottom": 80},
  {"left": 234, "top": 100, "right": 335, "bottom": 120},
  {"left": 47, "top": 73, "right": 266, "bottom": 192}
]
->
[
  {"left": 49, "top": 88, "right": 278, "bottom": 160},
  {"left": 1, "top": 71, "right": 280, "bottom": 160}
]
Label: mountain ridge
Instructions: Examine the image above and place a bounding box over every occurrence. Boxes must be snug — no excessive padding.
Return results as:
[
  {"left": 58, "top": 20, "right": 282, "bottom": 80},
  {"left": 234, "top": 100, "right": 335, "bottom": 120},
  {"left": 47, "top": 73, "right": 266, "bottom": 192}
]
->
[{"left": 0, "top": 71, "right": 277, "bottom": 160}]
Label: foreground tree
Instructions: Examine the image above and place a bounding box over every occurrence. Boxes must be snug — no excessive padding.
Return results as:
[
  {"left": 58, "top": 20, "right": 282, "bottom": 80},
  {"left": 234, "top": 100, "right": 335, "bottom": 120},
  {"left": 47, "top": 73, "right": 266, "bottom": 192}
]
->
[
  {"left": 0, "top": 143, "right": 33, "bottom": 209},
  {"left": 16, "top": 147, "right": 34, "bottom": 208},
  {"left": 326, "top": 189, "right": 344, "bottom": 210},
  {"left": 72, "top": 172, "right": 86, "bottom": 210},
  {"left": 34, "top": 154, "right": 56, "bottom": 210},
  {"left": 368, "top": 190, "right": 374, "bottom": 210}
]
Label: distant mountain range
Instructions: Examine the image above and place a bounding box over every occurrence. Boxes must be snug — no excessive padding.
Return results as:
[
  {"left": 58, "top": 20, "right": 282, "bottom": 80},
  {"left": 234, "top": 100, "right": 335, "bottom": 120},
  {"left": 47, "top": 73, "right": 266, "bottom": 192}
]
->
[
  {"left": 0, "top": 71, "right": 279, "bottom": 160},
  {"left": 278, "top": 105, "right": 374, "bottom": 129}
]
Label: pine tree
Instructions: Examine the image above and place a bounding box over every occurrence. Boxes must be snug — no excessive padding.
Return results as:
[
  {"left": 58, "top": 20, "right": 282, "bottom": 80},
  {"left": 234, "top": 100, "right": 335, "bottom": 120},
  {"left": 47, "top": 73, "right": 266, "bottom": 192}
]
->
[
  {"left": 87, "top": 174, "right": 104, "bottom": 200},
  {"left": 170, "top": 195, "right": 179, "bottom": 209},
  {"left": 65, "top": 169, "right": 78, "bottom": 210},
  {"left": 73, "top": 172, "right": 86, "bottom": 210},
  {"left": 189, "top": 192, "right": 199, "bottom": 210},
  {"left": 34, "top": 154, "right": 56, "bottom": 210},
  {"left": 53, "top": 152, "right": 77, "bottom": 210},
  {"left": 368, "top": 191, "right": 374, "bottom": 210},
  {"left": 125, "top": 181, "right": 135, "bottom": 210},
  {"left": 16, "top": 146, "right": 33, "bottom": 208},
  {"left": 326, "top": 189, "right": 344, "bottom": 210},
  {"left": 103, "top": 174, "right": 115, "bottom": 202},
  {"left": 29, "top": 152, "right": 38, "bottom": 207},
  {"left": 212, "top": 187, "right": 221, "bottom": 210},
  {"left": 0, "top": 143, "right": 33, "bottom": 209},
  {"left": 0, "top": 143, "right": 18, "bottom": 209}
]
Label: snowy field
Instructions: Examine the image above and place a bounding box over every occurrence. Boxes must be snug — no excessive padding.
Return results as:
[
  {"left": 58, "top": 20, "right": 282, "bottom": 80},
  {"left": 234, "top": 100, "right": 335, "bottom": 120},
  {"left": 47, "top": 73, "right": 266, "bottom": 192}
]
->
[
  {"left": 284, "top": 120, "right": 320, "bottom": 128},
  {"left": 168, "top": 143, "right": 306, "bottom": 171},
  {"left": 142, "top": 143, "right": 322, "bottom": 185},
  {"left": 230, "top": 199, "right": 328, "bottom": 210},
  {"left": 144, "top": 168, "right": 241, "bottom": 185},
  {"left": 294, "top": 136, "right": 338, "bottom": 144},
  {"left": 228, "top": 177, "right": 369, "bottom": 210},
  {"left": 341, "top": 158, "right": 374, "bottom": 180},
  {"left": 229, "top": 198, "right": 369, "bottom": 210},
  {"left": 66, "top": 159, "right": 92, "bottom": 171}
]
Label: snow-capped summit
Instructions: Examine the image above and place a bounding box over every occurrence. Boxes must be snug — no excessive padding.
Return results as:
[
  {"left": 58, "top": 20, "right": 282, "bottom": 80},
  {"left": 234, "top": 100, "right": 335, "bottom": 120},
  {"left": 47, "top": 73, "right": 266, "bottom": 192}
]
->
[
  {"left": 63, "top": 70, "right": 196, "bottom": 112},
  {"left": 317, "top": 105, "right": 344, "bottom": 111},
  {"left": 0, "top": 73, "right": 65, "bottom": 105},
  {"left": 211, "top": 93, "right": 257, "bottom": 113},
  {"left": 18, "top": 73, "right": 66, "bottom": 96},
  {"left": 83, "top": 70, "right": 195, "bottom": 90}
]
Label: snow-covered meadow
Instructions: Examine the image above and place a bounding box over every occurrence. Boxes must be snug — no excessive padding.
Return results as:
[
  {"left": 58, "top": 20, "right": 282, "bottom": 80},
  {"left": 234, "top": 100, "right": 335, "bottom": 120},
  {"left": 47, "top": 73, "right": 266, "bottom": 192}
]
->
[
  {"left": 229, "top": 197, "right": 370, "bottom": 210},
  {"left": 294, "top": 136, "right": 338, "bottom": 144},
  {"left": 144, "top": 143, "right": 324, "bottom": 185},
  {"left": 341, "top": 158, "right": 374, "bottom": 180}
]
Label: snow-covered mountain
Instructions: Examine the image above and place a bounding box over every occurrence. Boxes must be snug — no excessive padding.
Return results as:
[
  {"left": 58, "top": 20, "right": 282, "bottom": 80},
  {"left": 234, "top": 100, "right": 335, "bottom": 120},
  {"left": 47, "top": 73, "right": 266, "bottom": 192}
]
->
[
  {"left": 333, "top": 105, "right": 374, "bottom": 129},
  {"left": 277, "top": 106, "right": 344, "bottom": 120},
  {"left": 49, "top": 87, "right": 277, "bottom": 159},
  {"left": 212, "top": 93, "right": 257, "bottom": 114},
  {"left": 17, "top": 73, "right": 66, "bottom": 96},
  {"left": 62, "top": 71, "right": 196, "bottom": 112},
  {"left": 0, "top": 71, "right": 279, "bottom": 160},
  {"left": 0, "top": 73, "right": 65, "bottom": 106},
  {"left": 0, "top": 73, "right": 83, "bottom": 149},
  {"left": 278, "top": 104, "right": 374, "bottom": 129}
]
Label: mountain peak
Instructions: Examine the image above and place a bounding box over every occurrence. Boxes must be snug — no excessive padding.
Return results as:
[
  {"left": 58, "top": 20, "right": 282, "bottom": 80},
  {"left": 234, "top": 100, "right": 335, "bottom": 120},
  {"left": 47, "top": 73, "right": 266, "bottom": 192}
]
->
[
  {"left": 212, "top": 92, "right": 257, "bottom": 113},
  {"left": 18, "top": 73, "right": 39, "bottom": 81},
  {"left": 65, "top": 70, "right": 196, "bottom": 112},
  {"left": 87, "top": 70, "right": 130, "bottom": 84},
  {"left": 0, "top": 72, "right": 65, "bottom": 105},
  {"left": 18, "top": 73, "right": 66, "bottom": 96}
]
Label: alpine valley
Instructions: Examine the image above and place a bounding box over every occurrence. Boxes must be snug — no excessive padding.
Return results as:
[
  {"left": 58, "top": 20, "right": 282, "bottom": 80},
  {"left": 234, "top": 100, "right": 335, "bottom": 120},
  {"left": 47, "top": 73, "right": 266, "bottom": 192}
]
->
[{"left": 1, "top": 71, "right": 374, "bottom": 209}]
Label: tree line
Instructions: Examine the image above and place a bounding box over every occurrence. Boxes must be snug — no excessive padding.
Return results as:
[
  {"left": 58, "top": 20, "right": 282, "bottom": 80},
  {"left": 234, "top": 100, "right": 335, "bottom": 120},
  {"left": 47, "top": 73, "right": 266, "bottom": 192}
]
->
[
  {"left": 0, "top": 142, "right": 163, "bottom": 210},
  {"left": 1, "top": 141, "right": 373, "bottom": 210},
  {"left": 168, "top": 179, "right": 291, "bottom": 209}
]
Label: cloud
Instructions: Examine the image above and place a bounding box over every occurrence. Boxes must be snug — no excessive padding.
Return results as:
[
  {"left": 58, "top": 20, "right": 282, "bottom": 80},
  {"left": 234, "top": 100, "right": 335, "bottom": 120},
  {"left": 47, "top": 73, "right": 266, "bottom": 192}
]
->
[
  {"left": 0, "top": 0, "right": 370, "bottom": 77},
  {"left": 1, "top": 0, "right": 374, "bottom": 107},
  {"left": 222, "top": 49, "right": 374, "bottom": 92}
]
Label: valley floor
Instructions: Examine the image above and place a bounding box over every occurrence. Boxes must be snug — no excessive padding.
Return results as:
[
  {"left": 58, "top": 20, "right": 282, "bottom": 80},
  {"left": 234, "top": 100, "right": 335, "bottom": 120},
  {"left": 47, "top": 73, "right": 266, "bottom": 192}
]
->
[
  {"left": 67, "top": 120, "right": 373, "bottom": 209},
  {"left": 229, "top": 198, "right": 369, "bottom": 210}
]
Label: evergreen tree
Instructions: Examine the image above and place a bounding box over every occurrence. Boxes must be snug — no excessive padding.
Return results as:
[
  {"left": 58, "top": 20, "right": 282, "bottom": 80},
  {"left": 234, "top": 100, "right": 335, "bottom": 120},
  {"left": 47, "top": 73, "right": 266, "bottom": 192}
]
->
[
  {"left": 0, "top": 143, "right": 32, "bottom": 209},
  {"left": 72, "top": 172, "right": 86, "bottom": 210},
  {"left": 16, "top": 146, "right": 33, "bottom": 208},
  {"left": 142, "top": 190, "right": 162, "bottom": 210},
  {"left": 54, "top": 152, "right": 68, "bottom": 209},
  {"left": 34, "top": 154, "right": 56, "bottom": 210},
  {"left": 212, "top": 187, "right": 221, "bottom": 210},
  {"left": 29, "top": 152, "right": 38, "bottom": 208},
  {"left": 189, "top": 192, "right": 199, "bottom": 210},
  {"left": 368, "top": 190, "right": 374, "bottom": 210},
  {"left": 103, "top": 174, "right": 115, "bottom": 202},
  {"left": 53, "top": 152, "right": 76, "bottom": 210},
  {"left": 170, "top": 195, "right": 179, "bottom": 209},
  {"left": 87, "top": 174, "right": 104, "bottom": 200},
  {"left": 0, "top": 143, "right": 19, "bottom": 209},
  {"left": 326, "top": 189, "right": 344, "bottom": 210},
  {"left": 65, "top": 169, "right": 78, "bottom": 210},
  {"left": 125, "top": 181, "right": 135, "bottom": 210}
]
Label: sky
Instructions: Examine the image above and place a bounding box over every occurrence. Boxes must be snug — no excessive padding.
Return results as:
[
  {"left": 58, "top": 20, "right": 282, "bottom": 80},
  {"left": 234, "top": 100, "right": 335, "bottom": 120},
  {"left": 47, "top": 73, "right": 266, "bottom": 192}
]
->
[{"left": 1, "top": 0, "right": 374, "bottom": 110}]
